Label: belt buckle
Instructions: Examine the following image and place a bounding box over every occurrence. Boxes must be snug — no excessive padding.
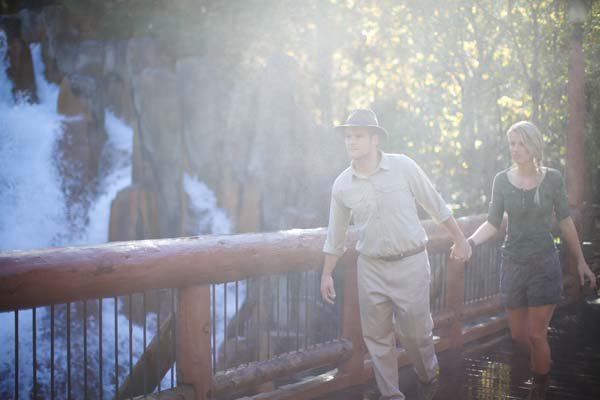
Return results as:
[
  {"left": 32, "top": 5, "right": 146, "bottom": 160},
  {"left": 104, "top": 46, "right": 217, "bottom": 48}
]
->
[{"left": 382, "top": 252, "right": 404, "bottom": 262}]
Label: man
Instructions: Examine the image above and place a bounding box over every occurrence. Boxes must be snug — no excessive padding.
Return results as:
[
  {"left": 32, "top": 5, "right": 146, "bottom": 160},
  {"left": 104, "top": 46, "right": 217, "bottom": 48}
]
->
[{"left": 320, "top": 109, "right": 471, "bottom": 400}]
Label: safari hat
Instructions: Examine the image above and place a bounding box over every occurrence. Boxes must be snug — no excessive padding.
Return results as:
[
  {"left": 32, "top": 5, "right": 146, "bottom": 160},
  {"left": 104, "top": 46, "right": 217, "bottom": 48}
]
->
[{"left": 334, "top": 109, "right": 388, "bottom": 138}]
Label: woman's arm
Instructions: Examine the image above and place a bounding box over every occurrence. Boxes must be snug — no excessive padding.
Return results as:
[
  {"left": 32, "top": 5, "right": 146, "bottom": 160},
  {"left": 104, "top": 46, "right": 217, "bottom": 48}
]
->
[
  {"left": 471, "top": 172, "right": 505, "bottom": 251},
  {"left": 558, "top": 216, "right": 597, "bottom": 288},
  {"left": 468, "top": 220, "right": 500, "bottom": 248}
]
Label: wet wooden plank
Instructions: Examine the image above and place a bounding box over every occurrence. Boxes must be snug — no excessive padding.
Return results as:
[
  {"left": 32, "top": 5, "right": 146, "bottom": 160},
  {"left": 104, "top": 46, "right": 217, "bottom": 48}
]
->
[{"left": 313, "top": 309, "right": 600, "bottom": 400}]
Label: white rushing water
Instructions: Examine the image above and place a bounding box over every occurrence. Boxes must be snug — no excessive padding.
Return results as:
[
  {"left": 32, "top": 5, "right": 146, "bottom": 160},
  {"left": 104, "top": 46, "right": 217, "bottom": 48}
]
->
[
  {"left": 183, "top": 174, "right": 231, "bottom": 235},
  {"left": 82, "top": 110, "right": 134, "bottom": 245},
  {"left": 0, "top": 33, "right": 140, "bottom": 398},
  {"left": 0, "top": 37, "right": 69, "bottom": 251},
  {"left": 0, "top": 32, "right": 237, "bottom": 398},
  {"left": 0, "top": 38, "right": 135, "bottom": 251},
  {"left": 183, "top": 174, "right": 246, "bottom": 362}
]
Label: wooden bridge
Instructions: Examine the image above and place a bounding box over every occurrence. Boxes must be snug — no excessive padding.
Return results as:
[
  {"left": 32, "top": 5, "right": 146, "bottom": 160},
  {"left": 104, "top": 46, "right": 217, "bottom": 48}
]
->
[
  {"left": 1, "top": 211, "right": 598, "bottom": 400},
  {"left": 1, "top": 4, "right": 598, "bottom": 398}
]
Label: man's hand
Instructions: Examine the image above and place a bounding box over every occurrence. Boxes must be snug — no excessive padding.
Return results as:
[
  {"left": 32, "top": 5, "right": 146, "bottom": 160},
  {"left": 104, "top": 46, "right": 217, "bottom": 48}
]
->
[
  {"left": 441, "top": 216, "right": 472, "bottom": 263},
  {"left": 320, "top": 274, "right": 336, "bottom": 304},
  {"left": 450, "top": 238, "right": 471, "bottom": 262}
]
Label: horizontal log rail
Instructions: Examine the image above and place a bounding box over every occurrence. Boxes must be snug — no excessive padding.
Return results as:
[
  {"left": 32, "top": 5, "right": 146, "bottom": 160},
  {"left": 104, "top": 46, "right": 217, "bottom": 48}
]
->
[
  {"left": 137, "top": 385, "right": 195, "bottom": 400},
  {"left": 0, "top": 216, "right": 486, "bottom": 312},
  {"left": 213, "top": 339, "right": 352, "bottom": 395},
  {"left": 463, "top": 295, "right": 501, "bottom": 319},
  {"left": 0, "top": 231, "right": 325, "bottom": 312}
]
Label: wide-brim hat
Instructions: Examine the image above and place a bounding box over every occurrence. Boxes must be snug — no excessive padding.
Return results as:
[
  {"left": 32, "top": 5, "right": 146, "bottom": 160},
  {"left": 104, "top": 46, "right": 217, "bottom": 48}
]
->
[{"left": 334, "top": 109, "right": 389, "bottom": 138}]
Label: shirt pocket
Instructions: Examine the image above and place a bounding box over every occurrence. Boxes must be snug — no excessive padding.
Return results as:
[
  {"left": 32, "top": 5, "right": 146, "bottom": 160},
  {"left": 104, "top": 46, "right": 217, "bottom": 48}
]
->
[
  {"left": 342, "top": 188, "right": 369, "bottom": 221},
  {"left": 374, "top": 182, "right": 410, "bottom": 210}
]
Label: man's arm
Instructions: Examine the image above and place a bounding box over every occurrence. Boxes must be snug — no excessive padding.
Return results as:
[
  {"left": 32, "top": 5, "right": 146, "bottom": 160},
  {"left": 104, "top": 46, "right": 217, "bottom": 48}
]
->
[
  {"left": 403, "top": 157, "right": 471, "bottom": 260},
  {"left": 321, "top": 185, "right": 351, "bottom": 304},
  {"left": 441, "top": 216, "right": 471, "bottom": 261},
  {"left": 320, "top": 253, "right": 340, "bottom": 304}
]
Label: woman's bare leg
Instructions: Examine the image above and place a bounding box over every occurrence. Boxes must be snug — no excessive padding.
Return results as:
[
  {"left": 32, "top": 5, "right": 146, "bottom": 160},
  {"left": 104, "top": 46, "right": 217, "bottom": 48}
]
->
[
  {"left": 527, "top": 304, "right": 556, "bottom": 374},
  {"left": 506, "top": 307, "right": 530, "bottom": 356}
]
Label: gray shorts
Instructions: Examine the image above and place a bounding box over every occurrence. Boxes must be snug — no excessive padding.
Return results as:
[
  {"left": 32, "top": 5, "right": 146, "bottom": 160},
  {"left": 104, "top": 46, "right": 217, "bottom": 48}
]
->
[{"left": 500, "top": 249, "right": 563, "bottom": 308}]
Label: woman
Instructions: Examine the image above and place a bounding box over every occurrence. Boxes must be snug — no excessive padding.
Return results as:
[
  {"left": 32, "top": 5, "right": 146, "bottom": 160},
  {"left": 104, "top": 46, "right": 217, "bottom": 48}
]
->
[{"left": 466, "top": 121, "right": 597, "bottom": 399}]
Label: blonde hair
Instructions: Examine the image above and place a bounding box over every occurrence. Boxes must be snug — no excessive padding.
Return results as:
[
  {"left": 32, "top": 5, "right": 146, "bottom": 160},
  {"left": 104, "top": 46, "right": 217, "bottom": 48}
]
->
[{"left": 507, "top": 121, "right": 545, "bottom": 205}]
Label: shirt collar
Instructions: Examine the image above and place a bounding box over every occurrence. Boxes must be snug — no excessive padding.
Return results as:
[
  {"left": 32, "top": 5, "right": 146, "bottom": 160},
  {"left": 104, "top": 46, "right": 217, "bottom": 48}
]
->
[
  {"left": 351, "top": 151, "right": 390, "bottom": 178},
  {"left": 379, "top": 151, "right": 391, "bottom": 171}
]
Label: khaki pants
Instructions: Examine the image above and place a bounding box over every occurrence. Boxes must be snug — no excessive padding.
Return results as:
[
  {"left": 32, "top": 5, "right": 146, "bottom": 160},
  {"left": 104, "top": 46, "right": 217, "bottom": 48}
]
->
[{"left": 357, "top": 251, "right": 438, "bottom": 400}]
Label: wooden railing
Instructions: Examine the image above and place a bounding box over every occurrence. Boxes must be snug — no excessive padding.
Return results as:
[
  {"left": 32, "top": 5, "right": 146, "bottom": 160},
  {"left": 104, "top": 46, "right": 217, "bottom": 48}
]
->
[{"left": 0, "top": 214, "right": 578, "bottom": 400}]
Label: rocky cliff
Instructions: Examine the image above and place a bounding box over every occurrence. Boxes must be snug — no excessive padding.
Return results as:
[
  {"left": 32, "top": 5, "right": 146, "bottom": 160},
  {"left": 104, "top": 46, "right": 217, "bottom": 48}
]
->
[{"left": 1, "top": 4, "right": 346, "bottom": 240}]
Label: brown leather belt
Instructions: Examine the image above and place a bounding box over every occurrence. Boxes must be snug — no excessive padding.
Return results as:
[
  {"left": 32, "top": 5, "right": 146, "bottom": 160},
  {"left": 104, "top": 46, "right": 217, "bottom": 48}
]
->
[{"left": 376, "top": 245, "right": 426, "bottom": 262}]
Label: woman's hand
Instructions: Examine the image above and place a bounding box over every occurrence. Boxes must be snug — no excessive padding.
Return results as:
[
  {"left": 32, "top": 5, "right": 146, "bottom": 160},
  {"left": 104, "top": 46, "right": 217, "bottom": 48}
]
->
[
  {"left": 450, "top": 238, "right": 472, "bottom": 262},
  {"left": 576, "top": 259, "right": 597, "bottom": 289}
]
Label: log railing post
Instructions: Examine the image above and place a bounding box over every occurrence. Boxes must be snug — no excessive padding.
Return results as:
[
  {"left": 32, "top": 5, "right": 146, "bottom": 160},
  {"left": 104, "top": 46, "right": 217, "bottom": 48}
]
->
[
  {"left": 444, "top": 257, "right": 466, "bottom": 348},
  {"left": 177, "top": 285, "right": 213, "bottom": 400},
  {"left": 338, "top": 258, "right": 366, "bottom": 378}
]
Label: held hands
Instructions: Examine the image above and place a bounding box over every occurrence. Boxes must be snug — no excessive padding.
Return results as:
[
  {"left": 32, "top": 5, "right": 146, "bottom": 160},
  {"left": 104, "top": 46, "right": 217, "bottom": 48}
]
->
[
  {"left": 576, "top": 259, "right": 598, "bottom": 289},
  {"left": 450, "top": 238, "right": 472, "bottom": 263},
  {"left": 320, "top": 274, "right": 336, "bottom": 304}
]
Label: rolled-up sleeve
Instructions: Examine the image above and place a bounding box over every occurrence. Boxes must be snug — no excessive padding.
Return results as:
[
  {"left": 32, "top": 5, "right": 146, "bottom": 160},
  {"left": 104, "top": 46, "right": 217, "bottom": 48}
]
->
[
  {"left": 323, "top": 188, "right": 352, "bottom": 256},
  {"left": 487, "top": 174, "right": 504, "bottom": 229},
  {"left": 405, "top": 158, "right": 452, "bottom": 224}
]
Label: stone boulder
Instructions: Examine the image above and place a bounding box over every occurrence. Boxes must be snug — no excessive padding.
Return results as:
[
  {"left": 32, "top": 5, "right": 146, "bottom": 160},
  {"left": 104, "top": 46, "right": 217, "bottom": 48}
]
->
[
  {"left": 103, "top": 39, "right": 129, "bottom": 81},
  {"left": 109, "top": 185, "right": 158, "bottom": 241},
  {"left": 74, "top": 40, "right": 105, "bottom": 78},
  {"left": 102, "top": 71, "right": 135, "bottom": 124},
  {"left": 57, "top": 74, "right": 99, "bottom": 119},
  {"left": 175, "top": 56, "right": 233, "bottom": 234},
  {"left": 39, "top": 5, "right": 72, "bottom": 82},
  {"left": 0, "top": 15, "right": 37, "bottom": 102},
  {"left": 175, "top": 56, "right": 227, "bottom": 192},
  {"left": 18, "top": 8, "right": 44, "bottom": 43},
  {"left": 224, "top": 54, "right": 344, "bottom": 232},
  {"left": 132, "top": 67, "right": 184, "bottom": 238},
  {"left": 127, "top": 36, "right": 170, "bottom": 79},
  {"left": 56, "top": 74, "right": 107, "bottom": 226}
]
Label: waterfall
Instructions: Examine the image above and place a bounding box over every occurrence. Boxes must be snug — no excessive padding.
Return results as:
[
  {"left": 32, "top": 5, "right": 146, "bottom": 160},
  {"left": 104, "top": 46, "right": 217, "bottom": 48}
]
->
[
  {"left": 184, "top": 174, "right": 244, "bottom": 363},
  {"left": 183, "top": 174, "right": 231, "bottom": 235},
  {"left": 81, "top": 110, "right": 134, "bottom": 245},
  {"left": 0, "top": 34, "right": 69, "bottom": 251},
  {"left": 0, "top": 29, "right": 234, "bottom": 398},
  {"left": 0, "top": 32, "right": 141, "bottom": 398}
]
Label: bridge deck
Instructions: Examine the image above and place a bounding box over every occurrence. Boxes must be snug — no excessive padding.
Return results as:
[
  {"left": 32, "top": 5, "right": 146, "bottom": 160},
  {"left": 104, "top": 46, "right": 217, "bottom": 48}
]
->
[{"left": 317, "top": 303, "right": 600, "bottom": 400}]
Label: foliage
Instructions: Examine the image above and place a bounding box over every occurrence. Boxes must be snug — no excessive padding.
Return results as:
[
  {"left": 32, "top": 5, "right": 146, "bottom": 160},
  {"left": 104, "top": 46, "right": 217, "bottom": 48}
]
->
[
  {"left": 286, "top": 0, "right": 576, "bottom": 215},
  {"left": 49, "top": 0, "right": 600, "bottom": 214},
  {"left": 585, "top": 1, "right": 600, "bottom": 204}
]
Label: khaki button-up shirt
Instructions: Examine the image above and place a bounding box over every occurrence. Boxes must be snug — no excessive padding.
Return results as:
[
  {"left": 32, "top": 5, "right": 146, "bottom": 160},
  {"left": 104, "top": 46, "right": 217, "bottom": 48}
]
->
[{"left": 323, "top": 152, "right": 452, "bottom": 258}]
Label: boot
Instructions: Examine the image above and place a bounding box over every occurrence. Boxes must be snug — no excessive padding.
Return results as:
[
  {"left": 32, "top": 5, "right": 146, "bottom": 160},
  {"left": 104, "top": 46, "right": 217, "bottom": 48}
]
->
[
  {"left": 527, "top": 374, "right": 548, "bottom": 400},
  {"left": 417, "top": 375, "right": 439, "bottom": 400}
]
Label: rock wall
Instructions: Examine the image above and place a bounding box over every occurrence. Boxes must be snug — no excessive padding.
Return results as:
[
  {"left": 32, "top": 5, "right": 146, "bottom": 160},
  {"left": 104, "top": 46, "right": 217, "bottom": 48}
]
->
[
  {"left": 0, "top": 15, "right": 37, "bottom": 101},
  {"left": 2, "top": 4, "right": 347, "bottom": 241}
]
